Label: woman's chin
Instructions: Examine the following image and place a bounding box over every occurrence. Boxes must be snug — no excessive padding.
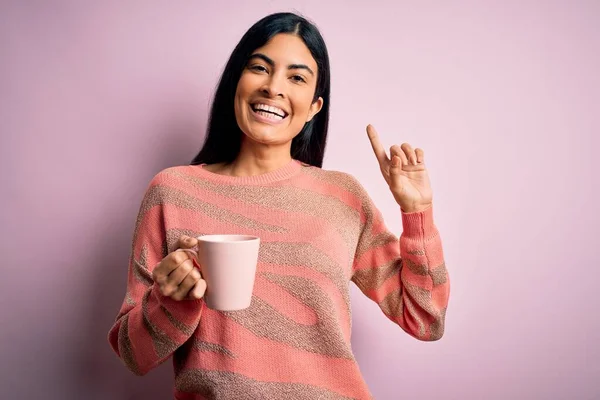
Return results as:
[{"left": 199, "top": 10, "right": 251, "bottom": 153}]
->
[{"left": 243, "top": 128, "right": 289, "bottom": 146}]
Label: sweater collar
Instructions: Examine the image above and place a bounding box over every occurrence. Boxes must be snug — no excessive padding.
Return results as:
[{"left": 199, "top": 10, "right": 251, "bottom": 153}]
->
[{"left": 194, "top": 159, "right": 303, "bottom": 185}]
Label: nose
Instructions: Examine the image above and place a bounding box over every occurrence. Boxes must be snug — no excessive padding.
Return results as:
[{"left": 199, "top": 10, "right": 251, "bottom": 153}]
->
[{"left": 260, "top": 73, "right": 285, "bottom": 98}]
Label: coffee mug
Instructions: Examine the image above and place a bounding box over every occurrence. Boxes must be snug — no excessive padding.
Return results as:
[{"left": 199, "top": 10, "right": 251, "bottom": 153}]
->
[{"left": 178, "top": 234, "right": 260, "bottom": 311}]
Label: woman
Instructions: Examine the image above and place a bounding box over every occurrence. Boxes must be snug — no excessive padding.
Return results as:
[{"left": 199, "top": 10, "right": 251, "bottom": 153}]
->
[{"left": 108, "top": 12, "right": 449, "bottom": 400}]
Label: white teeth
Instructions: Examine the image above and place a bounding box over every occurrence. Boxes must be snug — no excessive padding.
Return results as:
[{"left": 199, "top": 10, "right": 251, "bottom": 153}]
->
[
  {"left": 253, "top": 103, "right": 285, "bottom": 117},
  {"left": 255, "top": 110, "right": 283, "bottom": 120}
]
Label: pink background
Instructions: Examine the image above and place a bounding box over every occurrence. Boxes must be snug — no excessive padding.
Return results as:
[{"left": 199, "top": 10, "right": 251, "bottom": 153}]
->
[{"left": 2, "top": 1, "right": 598, "bottom": 399}]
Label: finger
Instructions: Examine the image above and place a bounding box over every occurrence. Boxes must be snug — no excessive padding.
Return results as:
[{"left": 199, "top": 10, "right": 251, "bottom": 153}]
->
[
  {"left": 187, "top": 278, "right": 207, "bottom": 300},
  {"left": 401, "top": 143, "right": 417, "bottom": 165},
  {"left": 415, "top": 148, "right": 425, "bottom": 164},
  {"left": 166, "top": 258, "right": 195, "bottom": 287},
  {"left": 172, "top": 268, "right": 202, "bottom": 301},
  {"left": 366, "top": 125, "right": 389, "bottom": 166},
  {"left": 176, "top": 248, "right": 198, "bottom": 261},
  {"left": 390, "top": 145, "right": 409, "bottom": 166},
  {"left": 157, "top": 249, "right": 193, "bottom": 279}
]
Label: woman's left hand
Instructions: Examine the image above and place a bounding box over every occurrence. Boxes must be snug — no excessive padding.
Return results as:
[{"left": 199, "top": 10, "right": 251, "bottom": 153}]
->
[{"left": 366, "top": 124, "right": 433, "bottom": 213}]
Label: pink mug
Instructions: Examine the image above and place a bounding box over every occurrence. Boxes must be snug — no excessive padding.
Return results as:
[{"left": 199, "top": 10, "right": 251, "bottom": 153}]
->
[{"left": 178, "top": 234, "right": 260, "bottom": 311}]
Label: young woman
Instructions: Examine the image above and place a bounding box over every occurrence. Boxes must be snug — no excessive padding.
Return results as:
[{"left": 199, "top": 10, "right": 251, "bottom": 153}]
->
[{"left": 108, "top": 12, "right": 450, "bottom": 400}]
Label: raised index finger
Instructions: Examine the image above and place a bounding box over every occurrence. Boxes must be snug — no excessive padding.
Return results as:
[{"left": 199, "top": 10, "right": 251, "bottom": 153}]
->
[{"left": 366, "top": 124, "right": 388, "bottom": 166}]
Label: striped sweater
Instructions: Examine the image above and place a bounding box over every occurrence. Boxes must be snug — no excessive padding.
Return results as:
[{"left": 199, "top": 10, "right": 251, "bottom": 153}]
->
[{"left": 108, "top": 159, "right": 450, "bottom": 400}]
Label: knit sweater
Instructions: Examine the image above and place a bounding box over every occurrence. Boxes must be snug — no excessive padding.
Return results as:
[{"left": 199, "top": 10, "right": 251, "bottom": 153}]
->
[{"left": 108, "top": 159, "right": 450, "bottom": 400}]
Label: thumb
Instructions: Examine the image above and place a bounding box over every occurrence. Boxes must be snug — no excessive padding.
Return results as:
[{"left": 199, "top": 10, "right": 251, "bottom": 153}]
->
[
  {"left": 177, "top": 235, "right": 199, "bottom": 250},
  {"left": 390, "top": 155, "right": 402, "bottom": 173}
]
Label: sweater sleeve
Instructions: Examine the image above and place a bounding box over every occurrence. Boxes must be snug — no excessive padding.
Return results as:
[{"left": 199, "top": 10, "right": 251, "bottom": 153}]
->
[
  {"left": 107, "top": 174, "right": 204, "bottom": 375},
  {"left": 350, "top": 187, "right": 449, "bottom": 341}
]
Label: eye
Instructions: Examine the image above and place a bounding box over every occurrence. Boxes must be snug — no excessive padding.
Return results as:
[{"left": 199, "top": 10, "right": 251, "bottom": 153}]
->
[
  {"left": 291, "top": 75, "right": 307, "bottom": 83},
  {"left": 249, "top": 64, "right": 268, "bottom": 73}
]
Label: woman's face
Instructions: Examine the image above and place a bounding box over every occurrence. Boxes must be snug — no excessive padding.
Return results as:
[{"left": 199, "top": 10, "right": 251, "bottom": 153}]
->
[{"left": 234, "top": 33, "right": 324, "bottom": 149}]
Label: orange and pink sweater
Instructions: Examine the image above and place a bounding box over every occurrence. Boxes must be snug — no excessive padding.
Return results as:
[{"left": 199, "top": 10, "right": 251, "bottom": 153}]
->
[{"left": 108, "top": 159, "right": 450, "bottom": 399}]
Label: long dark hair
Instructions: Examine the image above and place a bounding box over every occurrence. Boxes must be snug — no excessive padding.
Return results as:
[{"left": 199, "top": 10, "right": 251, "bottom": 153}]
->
[{"left": 190, "top": 12, "right": 331, "bottom": 168}]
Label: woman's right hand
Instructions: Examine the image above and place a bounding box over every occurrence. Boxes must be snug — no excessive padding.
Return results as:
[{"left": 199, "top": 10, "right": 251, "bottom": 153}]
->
[{"left": 152, "top": 235, "right": 207, "bottom": 301}]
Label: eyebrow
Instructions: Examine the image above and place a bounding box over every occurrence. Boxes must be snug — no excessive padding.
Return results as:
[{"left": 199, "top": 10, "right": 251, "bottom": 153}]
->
[{"left": 248, "top": 53, "right": 315, "bottom": 76}]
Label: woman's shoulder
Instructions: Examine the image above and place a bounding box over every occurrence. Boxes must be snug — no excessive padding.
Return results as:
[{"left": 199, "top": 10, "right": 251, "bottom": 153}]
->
[
  {"left": 145, "top": 165, "right": 198, "bottom": 188},
  {"left": 302, "top": 164, "right": 367, "bottom": 194}
]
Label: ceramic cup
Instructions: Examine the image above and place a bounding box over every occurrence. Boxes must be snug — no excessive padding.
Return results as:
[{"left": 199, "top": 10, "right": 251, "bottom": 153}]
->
[{"left": 178, "top": 234, "right": 260, "bottom": 311}]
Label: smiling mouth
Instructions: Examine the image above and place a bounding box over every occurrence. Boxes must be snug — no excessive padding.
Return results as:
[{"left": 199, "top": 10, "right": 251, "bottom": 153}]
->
[{"left": 250, "top": 103, "right": 288, "bottom": 121}]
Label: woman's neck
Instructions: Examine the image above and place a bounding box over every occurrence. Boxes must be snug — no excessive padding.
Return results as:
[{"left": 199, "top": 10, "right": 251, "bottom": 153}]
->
[{"left": 204, "top": 144, "right": 293, "bottom": 177}]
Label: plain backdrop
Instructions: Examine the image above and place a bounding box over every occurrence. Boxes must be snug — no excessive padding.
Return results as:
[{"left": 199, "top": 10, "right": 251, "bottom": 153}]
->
[{"left": 1, "top": 1, "right": 598, "bottom": 399}]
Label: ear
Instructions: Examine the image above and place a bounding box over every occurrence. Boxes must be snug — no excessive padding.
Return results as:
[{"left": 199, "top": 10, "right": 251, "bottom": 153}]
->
[{"left": 306, "top": 97, "right": 324, "bottom": 122}]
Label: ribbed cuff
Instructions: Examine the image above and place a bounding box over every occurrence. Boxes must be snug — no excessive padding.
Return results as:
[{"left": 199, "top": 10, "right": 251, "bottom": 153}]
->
[
  {"left": 150, "top": 284, "right": 204, "bottom": 323},
  {"left": 401, "top": 205, "right": 437, "bottom": 241}
]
